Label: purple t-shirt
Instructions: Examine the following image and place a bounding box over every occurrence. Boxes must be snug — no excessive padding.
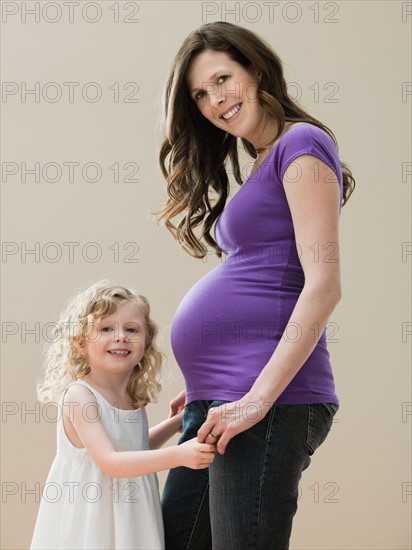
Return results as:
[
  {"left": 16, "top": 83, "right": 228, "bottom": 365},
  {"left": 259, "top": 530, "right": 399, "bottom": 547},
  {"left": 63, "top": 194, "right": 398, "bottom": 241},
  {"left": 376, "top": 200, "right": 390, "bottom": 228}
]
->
[{"left": 171, "top": 123, "right": 342, "bottom": 405}]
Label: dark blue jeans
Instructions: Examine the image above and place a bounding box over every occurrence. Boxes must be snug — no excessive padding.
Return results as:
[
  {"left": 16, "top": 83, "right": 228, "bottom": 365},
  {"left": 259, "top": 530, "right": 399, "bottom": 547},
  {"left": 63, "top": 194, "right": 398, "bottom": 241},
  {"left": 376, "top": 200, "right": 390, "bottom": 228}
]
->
[{"left": 161, "top": 399, "right": 339, "bottom": 550}]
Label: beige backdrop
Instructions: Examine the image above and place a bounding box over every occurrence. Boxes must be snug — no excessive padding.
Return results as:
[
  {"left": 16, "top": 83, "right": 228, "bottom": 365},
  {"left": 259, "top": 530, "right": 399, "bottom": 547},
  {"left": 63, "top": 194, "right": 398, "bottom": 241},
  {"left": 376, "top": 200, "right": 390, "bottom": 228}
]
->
[{"left": 1, "top": 1, "right": 411, "bottom": 548}]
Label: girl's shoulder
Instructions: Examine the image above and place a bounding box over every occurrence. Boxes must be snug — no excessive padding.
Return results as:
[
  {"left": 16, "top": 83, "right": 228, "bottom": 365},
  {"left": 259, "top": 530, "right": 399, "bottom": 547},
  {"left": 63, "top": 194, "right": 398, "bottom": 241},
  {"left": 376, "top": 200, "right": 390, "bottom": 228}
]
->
[
  {"left": 63, "top": 380, "right": 144, "bottom": 416},
  {"left": 61, "top": 380, "right": 102, "bottom": 414}
]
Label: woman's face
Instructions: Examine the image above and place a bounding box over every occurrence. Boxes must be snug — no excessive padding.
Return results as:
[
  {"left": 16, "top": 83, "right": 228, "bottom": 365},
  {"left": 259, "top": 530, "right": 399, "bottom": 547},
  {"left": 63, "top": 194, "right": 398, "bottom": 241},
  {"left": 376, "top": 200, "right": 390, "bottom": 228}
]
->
[{"left": 186, "top": 50, "right": 269, "bottom": 147}]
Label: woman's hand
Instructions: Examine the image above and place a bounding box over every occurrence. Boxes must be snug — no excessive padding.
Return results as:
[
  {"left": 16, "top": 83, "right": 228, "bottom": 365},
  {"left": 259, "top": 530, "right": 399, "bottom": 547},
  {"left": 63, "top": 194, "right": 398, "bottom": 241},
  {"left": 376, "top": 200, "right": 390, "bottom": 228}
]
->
[
  {"left": 168, "top": 389, "right": 186, "bottom": 419},
  {"left": 196, "top": 396, "right": 271, "bottom": 455}
]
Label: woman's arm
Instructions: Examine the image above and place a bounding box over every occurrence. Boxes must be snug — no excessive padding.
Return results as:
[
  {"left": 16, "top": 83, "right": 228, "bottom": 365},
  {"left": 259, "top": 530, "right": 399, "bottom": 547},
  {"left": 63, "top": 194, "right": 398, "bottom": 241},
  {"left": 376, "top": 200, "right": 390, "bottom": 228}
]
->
[
  {"left": 149, "top": 410, "right": 183, "bottom": 449},
  {"left": 63, "top": 385, "right": 215, "bottom": 477},
  {"left": 246, "top": 282, "right": 340, "bottom": 409},
  {"left": 197, "top": 155, "right": 342, "bottom": 453},
  {"left": 249, "top": 154, "right": 342, "bottom": 406}
]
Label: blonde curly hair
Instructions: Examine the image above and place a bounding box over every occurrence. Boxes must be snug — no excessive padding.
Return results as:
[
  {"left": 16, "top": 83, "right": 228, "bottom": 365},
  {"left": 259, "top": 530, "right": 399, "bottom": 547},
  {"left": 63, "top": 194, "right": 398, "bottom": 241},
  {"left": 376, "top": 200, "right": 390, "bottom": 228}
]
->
[{"left": 36, "top": 280, "right": 164, "bottom": 408}]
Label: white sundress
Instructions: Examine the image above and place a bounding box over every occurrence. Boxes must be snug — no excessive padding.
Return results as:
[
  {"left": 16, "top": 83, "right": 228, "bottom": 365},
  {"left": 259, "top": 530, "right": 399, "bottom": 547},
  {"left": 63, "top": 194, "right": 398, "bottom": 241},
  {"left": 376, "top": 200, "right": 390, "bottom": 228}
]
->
[{"left": 30, "top": 380, "right": 165, "bottom": 549}]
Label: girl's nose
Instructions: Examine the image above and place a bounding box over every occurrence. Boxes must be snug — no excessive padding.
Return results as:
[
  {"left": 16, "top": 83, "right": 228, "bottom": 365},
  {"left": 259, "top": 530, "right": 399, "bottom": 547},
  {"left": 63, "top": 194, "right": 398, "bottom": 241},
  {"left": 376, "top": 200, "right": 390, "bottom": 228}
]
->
[{"left": 114, "top": 326, "right": 128, "bottom": 341}]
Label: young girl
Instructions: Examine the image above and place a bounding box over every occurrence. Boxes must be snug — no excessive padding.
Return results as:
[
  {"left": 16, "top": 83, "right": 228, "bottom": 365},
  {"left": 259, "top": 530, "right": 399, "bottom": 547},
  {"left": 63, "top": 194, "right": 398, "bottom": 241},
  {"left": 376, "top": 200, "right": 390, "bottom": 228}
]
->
[{"left": 30, "top": 280, "right": 216, "bottom": 550}]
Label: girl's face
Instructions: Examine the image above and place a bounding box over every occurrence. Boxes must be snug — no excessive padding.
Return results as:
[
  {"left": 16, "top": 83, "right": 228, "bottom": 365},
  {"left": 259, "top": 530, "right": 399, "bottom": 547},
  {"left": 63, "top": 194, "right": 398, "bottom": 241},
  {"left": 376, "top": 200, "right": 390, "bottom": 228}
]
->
[
  {"left": 186, "top": 49, "right": 268, "bottom": 147},
  {"left": 81, "top": 300, "right": 146, "bottom": 377}
]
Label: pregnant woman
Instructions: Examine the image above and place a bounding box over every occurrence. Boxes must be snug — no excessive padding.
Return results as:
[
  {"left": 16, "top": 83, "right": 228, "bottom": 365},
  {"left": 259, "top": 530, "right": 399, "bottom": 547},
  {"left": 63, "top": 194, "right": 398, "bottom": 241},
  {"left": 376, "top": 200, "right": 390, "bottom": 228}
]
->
[{"left": 154, "top": 21, "right": 355, "bottom": 550}]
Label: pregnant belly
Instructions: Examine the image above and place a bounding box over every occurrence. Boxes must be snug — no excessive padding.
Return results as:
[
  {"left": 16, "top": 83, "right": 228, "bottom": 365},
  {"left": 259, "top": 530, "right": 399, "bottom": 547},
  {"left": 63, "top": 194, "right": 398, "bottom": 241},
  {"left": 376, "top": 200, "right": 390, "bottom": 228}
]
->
[{"left": 170, "top": 260, "right": 305, "bottom": 400}]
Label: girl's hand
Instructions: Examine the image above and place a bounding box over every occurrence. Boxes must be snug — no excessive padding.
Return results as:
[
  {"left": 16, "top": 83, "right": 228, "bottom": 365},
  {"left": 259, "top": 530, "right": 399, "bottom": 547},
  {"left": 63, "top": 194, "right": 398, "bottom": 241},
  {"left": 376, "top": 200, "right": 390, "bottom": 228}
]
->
[
  {"left": 178, "top": 437, "right": 216, "bottom": 469},
  {"left": 168, "top": 389, "right": 186, "bottom": 419},
  {"left": 196, "top": 397, "right": 271, "bottom": 455},
  {"left": 172, "top": 409, "right": 184, "bottom": 434}
]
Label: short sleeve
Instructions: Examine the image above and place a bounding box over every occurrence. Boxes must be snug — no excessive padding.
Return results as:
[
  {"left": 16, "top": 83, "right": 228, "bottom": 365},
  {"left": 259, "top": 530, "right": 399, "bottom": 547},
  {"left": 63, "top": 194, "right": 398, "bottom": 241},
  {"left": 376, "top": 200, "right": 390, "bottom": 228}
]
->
[{"left": 275, "top": 124, "right": 343, "bottom": 210}]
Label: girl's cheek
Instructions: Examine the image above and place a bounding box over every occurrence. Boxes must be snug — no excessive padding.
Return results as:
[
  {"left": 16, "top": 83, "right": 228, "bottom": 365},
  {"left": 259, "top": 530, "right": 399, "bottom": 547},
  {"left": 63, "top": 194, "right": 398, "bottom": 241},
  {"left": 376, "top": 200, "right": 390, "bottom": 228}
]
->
[{"left": 96, "top": 331, "right": 111, "bottom": 344}]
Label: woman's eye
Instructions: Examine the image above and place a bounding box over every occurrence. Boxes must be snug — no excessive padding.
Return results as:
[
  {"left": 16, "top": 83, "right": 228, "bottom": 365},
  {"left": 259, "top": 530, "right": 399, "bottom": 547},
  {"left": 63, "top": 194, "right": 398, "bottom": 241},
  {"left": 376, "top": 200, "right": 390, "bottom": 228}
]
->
[
  {"left": 194, "top": 77, "right": 228, "bottom": 101},
  {"left": 127, "top": 327, "right": 138, "bottom": 333},
  {"left": 101, "top": 327, "right": 113, "bottom": 332}
]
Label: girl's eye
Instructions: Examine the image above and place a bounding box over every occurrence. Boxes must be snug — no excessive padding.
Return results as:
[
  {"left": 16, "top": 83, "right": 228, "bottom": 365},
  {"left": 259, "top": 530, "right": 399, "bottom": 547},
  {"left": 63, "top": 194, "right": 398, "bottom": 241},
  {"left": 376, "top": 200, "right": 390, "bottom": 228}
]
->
[
  {"left": 101, "top": 327, "right": 113, "bottom": 332},
  {"left": 127, "top": 327, "right": 138, "bottom": 333},
  {"left": 217, "top": 75, "right": 228, "bottom": 84}
]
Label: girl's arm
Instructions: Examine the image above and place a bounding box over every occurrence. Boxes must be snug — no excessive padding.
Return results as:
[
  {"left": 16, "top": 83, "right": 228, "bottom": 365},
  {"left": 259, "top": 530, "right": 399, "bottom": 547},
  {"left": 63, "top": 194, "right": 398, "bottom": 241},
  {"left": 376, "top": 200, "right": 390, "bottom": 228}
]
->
[
  {"left": 168, "top": 389, "right": 186, "bottom": 418},
  {"left": 63, "top": 384, "right": 215, "bottom": 478},
  {"left": 198, "top": 155, "right": 342, "bottom": 454},
  {"left": 149, "top": 410, "right": 183, "bottom": 450}
]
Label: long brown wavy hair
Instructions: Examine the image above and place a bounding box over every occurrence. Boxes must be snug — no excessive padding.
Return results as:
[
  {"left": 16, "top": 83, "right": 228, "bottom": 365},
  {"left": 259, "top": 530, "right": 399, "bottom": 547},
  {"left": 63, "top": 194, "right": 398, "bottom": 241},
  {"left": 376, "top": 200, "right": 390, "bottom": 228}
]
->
[{"left": 153, "top": 21, "right": 356, "bottom": 259}]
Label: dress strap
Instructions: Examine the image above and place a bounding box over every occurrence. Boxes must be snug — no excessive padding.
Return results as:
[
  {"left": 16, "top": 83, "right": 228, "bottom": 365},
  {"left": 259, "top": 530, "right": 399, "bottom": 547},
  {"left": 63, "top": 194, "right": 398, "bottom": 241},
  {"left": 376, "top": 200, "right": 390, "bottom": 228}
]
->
[{"left": 67, "top": 379, "right": 99, "bottom": 395}]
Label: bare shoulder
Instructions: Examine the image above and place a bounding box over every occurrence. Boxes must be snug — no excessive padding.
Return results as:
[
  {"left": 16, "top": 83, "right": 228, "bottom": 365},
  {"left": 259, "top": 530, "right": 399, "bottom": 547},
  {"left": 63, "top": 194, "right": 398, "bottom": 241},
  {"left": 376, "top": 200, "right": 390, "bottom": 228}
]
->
[{"left": 63, "top": 382, "right": 98, "bottom": 408}]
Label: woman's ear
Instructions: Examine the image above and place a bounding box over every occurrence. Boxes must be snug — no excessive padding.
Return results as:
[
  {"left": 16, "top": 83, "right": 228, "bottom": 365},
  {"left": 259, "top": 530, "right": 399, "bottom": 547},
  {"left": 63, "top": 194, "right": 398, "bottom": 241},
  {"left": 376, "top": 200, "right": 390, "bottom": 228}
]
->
[{"left": 252, "top": 67, "right": 262, "bottom": 84}]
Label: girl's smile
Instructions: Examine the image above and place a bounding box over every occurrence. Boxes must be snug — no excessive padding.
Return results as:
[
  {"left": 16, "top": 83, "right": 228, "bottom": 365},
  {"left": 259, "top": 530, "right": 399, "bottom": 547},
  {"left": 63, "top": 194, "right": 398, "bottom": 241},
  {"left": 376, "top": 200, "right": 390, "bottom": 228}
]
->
[{"left": 107, "top": 349, "right": 131, "bottom": 356}]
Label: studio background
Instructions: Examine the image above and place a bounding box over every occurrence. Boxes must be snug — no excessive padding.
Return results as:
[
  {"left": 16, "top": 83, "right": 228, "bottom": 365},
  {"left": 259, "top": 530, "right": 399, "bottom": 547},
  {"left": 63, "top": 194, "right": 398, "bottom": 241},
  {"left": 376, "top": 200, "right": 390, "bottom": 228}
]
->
[{"left": 1, "top": 1, "right": 411, "bottom": 548}]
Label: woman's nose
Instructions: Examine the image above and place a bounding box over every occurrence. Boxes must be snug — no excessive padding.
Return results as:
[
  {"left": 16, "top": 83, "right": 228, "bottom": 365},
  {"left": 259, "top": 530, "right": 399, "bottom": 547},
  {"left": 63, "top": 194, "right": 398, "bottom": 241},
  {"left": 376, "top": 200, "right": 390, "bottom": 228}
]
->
[{"left": 209, "top": 85, "right": 225, "bottom": 107}]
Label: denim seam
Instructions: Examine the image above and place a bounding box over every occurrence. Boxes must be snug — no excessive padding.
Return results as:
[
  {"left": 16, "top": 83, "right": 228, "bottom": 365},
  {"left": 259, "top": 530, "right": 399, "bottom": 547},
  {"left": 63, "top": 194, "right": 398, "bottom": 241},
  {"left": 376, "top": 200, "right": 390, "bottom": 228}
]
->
[
  {"left": 320, "top": 402, "right": 338, "bottom": 416},
  {"left": 255, "top": 407, "right": 277, "bottom": 544},
  {"left": 201, "top": 400, "right": 210, "bottom": 416},
  {"left": 179, "top": 400, "right": 211, "bottom": 549},
  {"left": 185, "top": 478, "right": 209, "bottom": 549},
  {"left": 264, "top": 404, "right": 276, "bottom": 440},
  {"left": 306, "top": 404, "right": 314, "bottom": 455}
]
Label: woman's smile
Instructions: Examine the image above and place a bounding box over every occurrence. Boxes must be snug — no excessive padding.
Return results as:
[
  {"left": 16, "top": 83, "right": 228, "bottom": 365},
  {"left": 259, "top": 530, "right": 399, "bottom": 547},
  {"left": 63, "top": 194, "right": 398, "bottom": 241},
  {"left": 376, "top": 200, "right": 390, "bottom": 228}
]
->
[
  {"left": 186, "top": 50, "right": 271, "bottom": 147},
  {"left": 220, "top": 102, "right": 242, "bottom": 121}
]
